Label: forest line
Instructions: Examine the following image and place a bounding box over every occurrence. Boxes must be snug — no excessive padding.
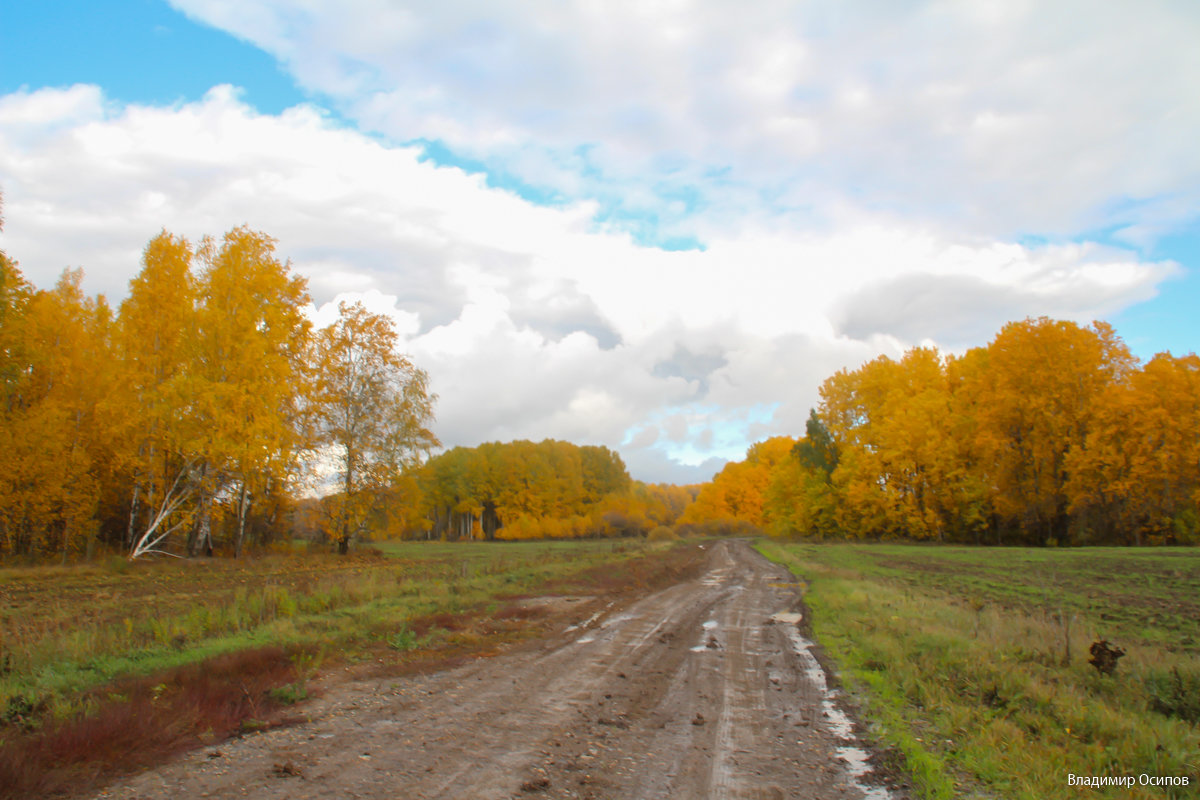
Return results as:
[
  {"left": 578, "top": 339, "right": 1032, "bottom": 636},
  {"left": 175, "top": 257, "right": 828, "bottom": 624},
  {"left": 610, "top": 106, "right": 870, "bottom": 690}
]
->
[
  {"left": 4, "top": 203, "right": 1197, "bottom": 557},
  {"left": 686, "top": 317, "right": 1200, "bottom": 546}
]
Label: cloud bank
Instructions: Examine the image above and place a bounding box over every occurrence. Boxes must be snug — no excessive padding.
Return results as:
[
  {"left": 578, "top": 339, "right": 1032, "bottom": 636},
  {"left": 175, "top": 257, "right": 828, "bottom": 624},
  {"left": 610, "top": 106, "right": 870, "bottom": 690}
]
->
[
  {"left": 6, "top": 0, "right": 1197, "bottom": 481},
  {"left": 0, "top": 83, "right": 1177, "bottom": 482},
  {"left": 168, "top": 0, "right": 1200, "bottom": 243}
]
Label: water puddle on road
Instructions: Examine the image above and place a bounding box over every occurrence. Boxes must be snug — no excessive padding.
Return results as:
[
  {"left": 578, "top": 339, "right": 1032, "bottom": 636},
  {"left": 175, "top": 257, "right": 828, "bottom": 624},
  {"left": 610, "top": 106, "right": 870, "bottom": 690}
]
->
[
  {"left": 690, "top": 619, "right": 722, "bottom": 652},
  {"left": 778, "top": 621, "right": 897, "bottom": 800}
]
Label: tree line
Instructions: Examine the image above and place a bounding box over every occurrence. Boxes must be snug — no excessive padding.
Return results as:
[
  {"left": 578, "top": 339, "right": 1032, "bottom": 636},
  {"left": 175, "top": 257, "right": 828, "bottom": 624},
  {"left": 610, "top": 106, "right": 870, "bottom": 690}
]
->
[
  {"left": 0, "top": 212, "right": 437, "bottom": 559},
  {"left": 413, "top": 440, "right": 696, "bottom": 540},
  {"left": 685, "top": 318, "right": 1200, "bottom": 546}
]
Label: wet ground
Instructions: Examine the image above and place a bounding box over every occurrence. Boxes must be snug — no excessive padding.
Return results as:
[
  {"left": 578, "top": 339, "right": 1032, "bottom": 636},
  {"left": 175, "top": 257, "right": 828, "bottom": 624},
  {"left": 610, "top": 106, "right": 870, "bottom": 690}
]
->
[{"left": 92, "top": 540, "right": 906, "bottom": 799}]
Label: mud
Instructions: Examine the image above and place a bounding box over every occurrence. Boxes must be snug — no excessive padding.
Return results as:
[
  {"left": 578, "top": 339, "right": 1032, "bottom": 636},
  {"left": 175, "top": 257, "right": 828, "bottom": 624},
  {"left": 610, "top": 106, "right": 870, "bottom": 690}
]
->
[{"left": 91, "top": 540, "right": 906, "bottom": 799}]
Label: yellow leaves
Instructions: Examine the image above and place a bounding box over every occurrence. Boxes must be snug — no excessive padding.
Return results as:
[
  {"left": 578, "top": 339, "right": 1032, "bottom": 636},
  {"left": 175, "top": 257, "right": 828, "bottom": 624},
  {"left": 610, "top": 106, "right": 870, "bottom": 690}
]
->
[
  {"left": 681, "top": 436, "right": 796, "bottom": 529},
  {"left": 703, "top": 317, "right": 1184, "bottom": 546},
  {"left": 1066, "top": 353, "right": 1200, "bottom": 544},
  {"left": 967, "top": 318, "right": 1134, "bottom": 542},
  {"left": 311, "top": 301, "right": 438, "bottom": 550},
  {"left": 0, "top": 267, "right": 115, "bottom": 556},
  {"left": 0, "top": 223, "right": 442, "bottom": 558},
  {"left": 419, "top": 440, "right": 640, "bottom": 540}
]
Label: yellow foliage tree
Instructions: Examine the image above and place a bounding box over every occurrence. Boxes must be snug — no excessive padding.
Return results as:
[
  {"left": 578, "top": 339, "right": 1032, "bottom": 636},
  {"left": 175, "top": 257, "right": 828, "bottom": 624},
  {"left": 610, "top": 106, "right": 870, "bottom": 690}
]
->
[
  {"left": 680, "top": 436, "right": 794, "bottom": 531},
  {"left": 117, "top": 232, "right": 202, "bottom": 557},
  {"left": 311, "top": 301, "right": 438, "bottom": 554},
  {"left": 964, "top": 318, "right": 1134, "bottom": 544},
  {"left": 188, "top": 227, "right": 313, "bottom": 556},
  {"left": 1066, "top": 353, "right": 1200, "bottom": 544},
  {"left": 0, "top": 269, "right": 115, "bottom": 557}
]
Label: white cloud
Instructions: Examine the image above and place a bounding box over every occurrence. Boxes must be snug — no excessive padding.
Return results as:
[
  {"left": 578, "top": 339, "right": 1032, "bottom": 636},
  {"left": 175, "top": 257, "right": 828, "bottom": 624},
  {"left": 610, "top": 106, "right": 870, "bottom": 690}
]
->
[
  {"left": 0, "top": 85, "right": 1180, "bottom": 481},
  {"left": 168, "top": 0, "right": 1200, "bottom": 240}
]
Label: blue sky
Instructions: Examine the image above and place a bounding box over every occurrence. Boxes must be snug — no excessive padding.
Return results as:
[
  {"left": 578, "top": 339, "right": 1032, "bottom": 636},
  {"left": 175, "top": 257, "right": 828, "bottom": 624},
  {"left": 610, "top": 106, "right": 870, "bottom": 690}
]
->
[
  {"left": 2, "top": 1, "right": 1198, "bottom": 482},
  {"left": 1, "top": 1, "right": 304, "bottom": 112}
]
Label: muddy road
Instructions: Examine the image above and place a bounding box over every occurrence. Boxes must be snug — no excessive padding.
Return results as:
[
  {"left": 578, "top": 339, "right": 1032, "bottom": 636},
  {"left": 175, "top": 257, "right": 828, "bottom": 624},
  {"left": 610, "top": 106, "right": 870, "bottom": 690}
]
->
[{"left": 93, "top": 540, "right": 902, "bottom": 799}]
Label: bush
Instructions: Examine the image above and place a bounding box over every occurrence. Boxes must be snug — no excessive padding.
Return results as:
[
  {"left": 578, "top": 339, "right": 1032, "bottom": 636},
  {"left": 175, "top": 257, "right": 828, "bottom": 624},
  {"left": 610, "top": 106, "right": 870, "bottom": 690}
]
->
[
  {"left": 600, "top": 511, "right": 651, "bottom": 538},
  {"left": 1145, "top": 667, "right": 1200, "bottom": 723},
  {"left": 646, "top": 526, "right": 679, "bottom": 542}
]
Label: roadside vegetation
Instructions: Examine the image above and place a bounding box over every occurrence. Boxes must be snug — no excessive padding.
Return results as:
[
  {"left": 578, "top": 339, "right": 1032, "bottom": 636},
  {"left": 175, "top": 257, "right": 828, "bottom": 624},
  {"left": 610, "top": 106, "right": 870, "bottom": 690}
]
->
[
  {"left": 757, "top": 541, "right": 1200, "bottom": 799},
  {"left": 0, "top": 538, "right": 701, "bottom": 799}
]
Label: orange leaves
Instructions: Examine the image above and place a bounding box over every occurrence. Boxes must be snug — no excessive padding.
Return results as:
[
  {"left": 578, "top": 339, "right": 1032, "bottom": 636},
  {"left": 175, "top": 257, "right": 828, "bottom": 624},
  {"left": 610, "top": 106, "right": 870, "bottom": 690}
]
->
[
  {"left": 966, "top": 318, "right": 1134, "bottom": 543},
  {"left": 0, "top": 268, "right": 115, "bottom": 556}
]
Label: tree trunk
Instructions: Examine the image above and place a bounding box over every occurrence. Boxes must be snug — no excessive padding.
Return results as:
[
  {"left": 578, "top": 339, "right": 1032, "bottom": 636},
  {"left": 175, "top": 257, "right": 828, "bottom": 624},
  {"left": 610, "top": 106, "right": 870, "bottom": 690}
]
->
[
  {"left": 190, "top": 497, "right": 212, "bottom": 557},
  {"left": 126, "top": 481, "right": 141, "bottom": 552},
  {"left": 233, "top": 482, "right": 250, "bottom": 558}
]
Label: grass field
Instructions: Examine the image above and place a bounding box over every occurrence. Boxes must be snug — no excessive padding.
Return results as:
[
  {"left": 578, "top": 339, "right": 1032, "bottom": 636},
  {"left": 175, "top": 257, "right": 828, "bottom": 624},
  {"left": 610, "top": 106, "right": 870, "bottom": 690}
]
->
[
  {"left": 756, "top": 542, "right": 1200, "bottom": 800},
  {"left": 0, "top": 538, "right": 696, "bottom": 798}
]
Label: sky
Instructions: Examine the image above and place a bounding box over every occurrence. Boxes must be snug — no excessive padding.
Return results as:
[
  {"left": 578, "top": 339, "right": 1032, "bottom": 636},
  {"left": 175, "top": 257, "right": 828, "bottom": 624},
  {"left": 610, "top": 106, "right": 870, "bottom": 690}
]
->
[{"left": 2, "top": 1, "right": 1198, "bottom": 484}]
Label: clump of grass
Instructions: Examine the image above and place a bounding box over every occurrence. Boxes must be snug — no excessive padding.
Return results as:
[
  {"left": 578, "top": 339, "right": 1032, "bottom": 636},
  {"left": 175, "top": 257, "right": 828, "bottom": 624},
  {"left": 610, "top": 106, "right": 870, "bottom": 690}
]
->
[
  {"left": 1144, "top": 666, "right": 1200, "bottom": 724},
  {"left": 387, "top": 626, "right": 418, "bottom": 652}
]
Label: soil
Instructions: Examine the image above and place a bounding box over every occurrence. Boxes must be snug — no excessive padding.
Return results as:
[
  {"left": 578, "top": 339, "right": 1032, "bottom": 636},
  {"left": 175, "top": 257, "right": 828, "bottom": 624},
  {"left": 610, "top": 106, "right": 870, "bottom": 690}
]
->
[{"left": 90, "top": 540, "right": 907, "bottom": 799}]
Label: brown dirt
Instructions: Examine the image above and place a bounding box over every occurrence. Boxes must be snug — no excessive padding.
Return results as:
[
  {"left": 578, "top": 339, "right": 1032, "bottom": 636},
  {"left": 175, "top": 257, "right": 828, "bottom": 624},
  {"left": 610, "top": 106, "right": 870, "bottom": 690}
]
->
[{"left": 88, "top": 540, "right": 904, "bottom": 799}]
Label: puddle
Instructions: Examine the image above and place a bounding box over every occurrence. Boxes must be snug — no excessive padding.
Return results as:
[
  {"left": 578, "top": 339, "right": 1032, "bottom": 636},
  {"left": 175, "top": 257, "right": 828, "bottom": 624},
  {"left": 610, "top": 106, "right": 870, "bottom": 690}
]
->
[
  {"left": 837, "top": 747, "right": 893, "bottom": 800},
  {"left": 780, "top": 624, "right": 896, "bottom": 798},
  {"left": 565, "top": 603, "right": 613, "bottom": 633},
  {"left": 702, "top": 619, "right": 719, "bottom": 629},
  {"left": 770, "top": 611, "right": 803, "bottom": 625}
]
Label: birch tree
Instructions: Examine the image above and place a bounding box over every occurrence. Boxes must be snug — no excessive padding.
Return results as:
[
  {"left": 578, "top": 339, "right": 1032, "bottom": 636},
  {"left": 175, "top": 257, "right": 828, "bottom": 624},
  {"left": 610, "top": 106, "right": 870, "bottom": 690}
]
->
[{"left": 311, "top": 301, "right": 438, "bottom": 554}]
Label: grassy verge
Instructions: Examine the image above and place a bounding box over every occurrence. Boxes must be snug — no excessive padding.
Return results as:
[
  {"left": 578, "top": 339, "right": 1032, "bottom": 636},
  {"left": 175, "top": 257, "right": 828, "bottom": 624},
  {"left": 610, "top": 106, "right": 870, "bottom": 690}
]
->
[
  {"left": 755, "top": 541, "right": 1200, "bottom": 800},
  {"left": 0, "top": 538, "right": 700, "bottom": 799}
]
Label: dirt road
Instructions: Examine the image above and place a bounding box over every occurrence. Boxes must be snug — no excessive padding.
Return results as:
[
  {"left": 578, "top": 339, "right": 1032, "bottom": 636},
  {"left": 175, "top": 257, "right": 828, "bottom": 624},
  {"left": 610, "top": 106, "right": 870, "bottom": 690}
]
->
[{"left": 93, "top": 540, "right": 903, "bottom": 799}]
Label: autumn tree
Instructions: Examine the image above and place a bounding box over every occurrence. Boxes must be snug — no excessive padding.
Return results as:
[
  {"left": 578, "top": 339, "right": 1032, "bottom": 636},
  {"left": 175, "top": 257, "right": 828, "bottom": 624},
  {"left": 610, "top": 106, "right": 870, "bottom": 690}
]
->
[
  {"left": 679, "top": 436, "right": 795, "bottom": 532},
  {"left": 1066, "top": 353, "right": 1200, "bottom": 544},
  {"left": 0, "top": 269, "right": 115, "bottom": 557},
  {"left": 964, "top": 318, "right": 1134, "bottom": 544},
  {"left": 116, "top": 232, "right": 201, "bottom": 558},
  {"left": 187, "top": 227, "right": 313, "bottom": 557},
  {"left": 765, "top": 413, "right": 841, "bottom": 538},
  {"left": 418, "top": 440, "right": 635, "bottom": 540},
  {"left": 311, "top": 301, "right": 438, "bottom": 554}
]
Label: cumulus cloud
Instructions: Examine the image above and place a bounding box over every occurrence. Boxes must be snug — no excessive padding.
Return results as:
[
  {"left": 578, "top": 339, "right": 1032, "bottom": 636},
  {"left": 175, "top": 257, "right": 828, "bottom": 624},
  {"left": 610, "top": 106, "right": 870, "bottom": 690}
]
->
[
  {"left": 168, "top": 0, "right": 1200, "bottom": 241},
  {"left": 0, "top": 85, "right": 1179, "bottom": 481}
]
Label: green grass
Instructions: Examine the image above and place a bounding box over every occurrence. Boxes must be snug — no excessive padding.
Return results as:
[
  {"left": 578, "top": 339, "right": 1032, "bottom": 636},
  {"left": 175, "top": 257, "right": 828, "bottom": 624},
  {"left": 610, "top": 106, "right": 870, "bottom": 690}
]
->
[
  {"left": 755, "top": 541, "right": 1200, "bottom": 800},
  {"left": 0, "top": 538, "right": 653, "bottom": 723}
]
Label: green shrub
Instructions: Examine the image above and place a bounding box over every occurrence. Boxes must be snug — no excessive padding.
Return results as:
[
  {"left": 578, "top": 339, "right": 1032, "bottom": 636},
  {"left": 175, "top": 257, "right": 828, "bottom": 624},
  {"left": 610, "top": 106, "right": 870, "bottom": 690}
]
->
[
  {"left": 269, "top": 682, "right": 308, "bottom": 705},
  {"left": 1145, "top": 667, "right": 1200, "bottom": 723},
  {"left": 387, "top": 626, "right": 418, "bottom": 652}
]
